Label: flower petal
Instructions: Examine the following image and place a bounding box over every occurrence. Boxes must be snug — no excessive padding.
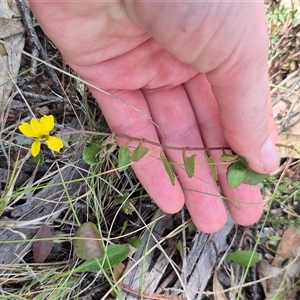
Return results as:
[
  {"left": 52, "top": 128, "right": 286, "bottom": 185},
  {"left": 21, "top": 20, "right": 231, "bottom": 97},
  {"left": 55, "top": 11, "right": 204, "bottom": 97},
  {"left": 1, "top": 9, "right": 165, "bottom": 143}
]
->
[
  {"left": 30, "top": 118, "right": 43, "bottom": 137},
  {"left": 46, "top": 136, "right": 63, "bottom": 152},
  {"left": 40, "top": 115, "right": 55, "bottom": 135},
  {"left": 19, "top": 122, "right": 38, "bottom": 138},
  {"left": 31, "top": 140, "right": 41, "bottom": 157}
]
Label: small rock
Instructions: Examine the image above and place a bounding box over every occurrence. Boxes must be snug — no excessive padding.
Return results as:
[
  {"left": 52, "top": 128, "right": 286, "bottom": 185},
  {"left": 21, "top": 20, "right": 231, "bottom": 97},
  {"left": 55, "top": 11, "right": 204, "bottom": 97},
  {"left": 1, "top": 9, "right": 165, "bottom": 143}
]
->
[{"left": 37, "top": 106, "right": 50, "bottom": 115}]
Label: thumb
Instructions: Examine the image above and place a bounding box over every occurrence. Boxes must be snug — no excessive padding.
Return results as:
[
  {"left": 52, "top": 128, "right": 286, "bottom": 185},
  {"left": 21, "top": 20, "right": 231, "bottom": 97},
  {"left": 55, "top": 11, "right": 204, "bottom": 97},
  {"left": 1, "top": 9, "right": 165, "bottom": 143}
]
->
[
  {"left": 125, "top": 1, "right": 279, "bottom": 173},
  {"left": 207, "top": 66, "right": 279, "bottom": 174},
  {"left": 202, "top": 4, "right": 279, "bottom": 174}
]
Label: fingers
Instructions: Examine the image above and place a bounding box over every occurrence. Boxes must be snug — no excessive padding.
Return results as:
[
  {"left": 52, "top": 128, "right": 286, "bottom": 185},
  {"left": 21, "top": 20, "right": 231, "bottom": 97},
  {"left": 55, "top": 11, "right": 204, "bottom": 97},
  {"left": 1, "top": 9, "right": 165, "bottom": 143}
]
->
[
  {"left": 207, "top": 64, "right": 279, "bottom": 175},
  {"left": 184, "top": 74, "right": 264, "bottom": 225},
  {"left": 143, "top": 85, "right": 228, "bottom": 233},
  {"left": 126, "top": 1, "right": 279, "bottom": 174},
  {"left": 200, "top": 11, "right": 279, "bottom": 174},
  {"left": 90, "top": 88, "right": 185, "bottom": 214}
]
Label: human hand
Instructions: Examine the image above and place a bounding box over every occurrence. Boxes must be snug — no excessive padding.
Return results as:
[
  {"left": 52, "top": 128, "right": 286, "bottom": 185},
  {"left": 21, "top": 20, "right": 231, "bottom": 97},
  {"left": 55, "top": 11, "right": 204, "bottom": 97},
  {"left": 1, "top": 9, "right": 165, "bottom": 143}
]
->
[{"left": 28, "top": 1, "right": 279, "bottom": 233}]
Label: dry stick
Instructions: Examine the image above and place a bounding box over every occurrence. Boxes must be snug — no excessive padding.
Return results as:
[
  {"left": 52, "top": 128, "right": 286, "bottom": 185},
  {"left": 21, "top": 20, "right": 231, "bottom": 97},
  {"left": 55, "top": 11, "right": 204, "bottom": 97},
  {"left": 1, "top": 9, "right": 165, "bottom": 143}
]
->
[
  {"left": 16, "top": 0, "right": 62, "bottom": 93},
  {"left": 120, "top": 283, "right": 183, "bottom": 300},
  {"left": 287, "top": 49, "right": 300, "bottom": 60},
  {"left": 180, "top": 210, "right": 188, "bottom": 289},
  {"left": 17, "top": 90, "right": 82, "bottom": 107}
]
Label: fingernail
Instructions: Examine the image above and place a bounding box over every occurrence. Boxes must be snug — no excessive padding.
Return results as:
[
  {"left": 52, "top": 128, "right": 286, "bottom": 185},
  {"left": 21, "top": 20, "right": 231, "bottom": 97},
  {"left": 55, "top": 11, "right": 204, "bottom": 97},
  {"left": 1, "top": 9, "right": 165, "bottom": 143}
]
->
[{"left": 259, "top": 137, "right": 279, "bottom": 172}]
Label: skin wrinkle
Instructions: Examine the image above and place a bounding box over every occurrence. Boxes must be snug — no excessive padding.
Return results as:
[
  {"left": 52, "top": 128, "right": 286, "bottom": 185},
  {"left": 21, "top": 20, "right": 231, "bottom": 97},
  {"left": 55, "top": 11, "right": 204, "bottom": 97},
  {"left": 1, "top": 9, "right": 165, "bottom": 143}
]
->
[
  {"left": 211, "top": 71, "right": 270, "bottom": 145},
  {"left": 72, "top": 40, "right": 198, "bottom": 91},
  {"left": 145, "top": 41, "right": 173, "bottom": 88},
  {"left": 143, "top": 87, "right": 201, "bottom": 145},
  {"left": 92, "top": 90, "right": 153, "bottom": 132},
  {"left": 192, "top": 10, "right": 232, "bottom": 71},
  {"left": 43, "top": 4, "right": 149, "bottom": 65},
  {"left": 127, "top": 2, "right": 250, "bottom": 72},
  {"left": 160, "top": 125, "right": 201, "bottom": 147},
  {"left": 221, "top": 97, "right": 270, "bottom": 144},
  {"left": 129, "top": 2, "right": 212, "bottom": 65}
]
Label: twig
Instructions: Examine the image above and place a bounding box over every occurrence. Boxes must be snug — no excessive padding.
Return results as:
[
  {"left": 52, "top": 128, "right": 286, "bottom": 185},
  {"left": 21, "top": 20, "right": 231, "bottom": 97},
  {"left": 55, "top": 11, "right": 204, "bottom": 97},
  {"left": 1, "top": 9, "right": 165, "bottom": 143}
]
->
[
  {"left": 16, "top": 90, "right": 61, "bottom": 101},
  {"left": 115, "top": 133, "right": 231, "bottom": 152},
  {"left": 16, "top": 0, "right": 62, "bottom": 93},
  {"left": 16, "top": 90, "right": 83, "bottom": 107},
  {"left": 287, "top": 49, "right": 300, "bottom": 60},
  {"left": 120, "top": 283, "right": 182, "bottom": 300},
  {"left": 55, "top": 130, "right": 298, "bottom": 154},
  {"left": 180, "top": 209, "right": 187, "bottom": 288}
]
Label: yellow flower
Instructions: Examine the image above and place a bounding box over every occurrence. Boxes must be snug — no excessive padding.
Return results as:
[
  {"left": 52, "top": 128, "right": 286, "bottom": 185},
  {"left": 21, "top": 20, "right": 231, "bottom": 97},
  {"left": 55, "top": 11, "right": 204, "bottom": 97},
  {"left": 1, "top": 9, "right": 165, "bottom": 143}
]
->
[{"left": 19, "top": 115, "right": 63, "bottom": 157}]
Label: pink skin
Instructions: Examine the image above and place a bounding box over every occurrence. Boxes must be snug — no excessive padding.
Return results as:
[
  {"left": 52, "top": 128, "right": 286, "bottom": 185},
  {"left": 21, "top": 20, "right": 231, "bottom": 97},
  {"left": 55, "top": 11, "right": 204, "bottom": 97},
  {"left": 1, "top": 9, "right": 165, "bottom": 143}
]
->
[{"left": 28, "top": 1, "right": 279, "bottom": 233}]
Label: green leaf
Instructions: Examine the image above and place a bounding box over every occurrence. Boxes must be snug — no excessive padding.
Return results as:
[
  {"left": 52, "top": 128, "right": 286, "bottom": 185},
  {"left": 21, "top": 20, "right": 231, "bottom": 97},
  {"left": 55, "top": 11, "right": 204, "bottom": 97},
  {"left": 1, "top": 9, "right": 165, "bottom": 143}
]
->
[
  {"left": 33, "top": 150, "right": 44, "bottom": 165},
  {"left": 175, "top": 240, "right": 183, "bottom": 259},
  {"left": 205, "top": 152, "right": 218, "bottom": 182},
  {"left": 243, "top": 168, "right": 269, "bottom": 185},
  {"left": 226, "top": 250, "right": 259, "bottom": 267},
  {"left": 182, "top": 149, "right": 196, "bottom": 178},
  {"left": 160, "top": 150, "right": 175, "bottom": 185},
  {"left": 131, "top": 140, "right": 148, "bottom": 162},
  {"left": 127, "top": 237, "right": 142, "bottom": 249},
  {"left": 278, "top": 14, "right": 285, "bottom": 24},
  {"left": 118, "top": 145, "right": 131, "bottom": 171},
  {"left": 226, "top": 161, "right": 247, "bottom": 188},
  {"left": 73, "top": 244, "right": 130, "bottom": 273},
  {"left": 220, "top": 150, "right": 239, "bottom": 163},
  {"left": 83, "top": 142, "right": 101, "bottom": 166},
  {"left": 73, "top": 222, "right": 104, "bottom": 260},
  {"left": 115, "top": 194, "right": 134, "bottom": 215},
  {"left": 238, "top": 157, "right": 249, "bottom": 167}
]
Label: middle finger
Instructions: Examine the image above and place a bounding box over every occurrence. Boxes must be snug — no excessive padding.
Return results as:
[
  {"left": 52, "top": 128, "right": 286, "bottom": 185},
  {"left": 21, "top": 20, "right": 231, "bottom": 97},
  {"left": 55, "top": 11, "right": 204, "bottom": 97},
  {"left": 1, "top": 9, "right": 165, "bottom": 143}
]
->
[{"left": 144, "top": 84, "right": 228, "bottom": 233}]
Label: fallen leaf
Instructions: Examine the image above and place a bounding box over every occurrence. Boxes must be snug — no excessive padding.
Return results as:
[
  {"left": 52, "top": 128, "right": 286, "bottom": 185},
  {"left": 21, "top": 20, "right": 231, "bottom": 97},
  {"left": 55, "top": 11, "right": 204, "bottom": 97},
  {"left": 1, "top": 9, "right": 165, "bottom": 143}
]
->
[
  {"left": 73, "top": 222, "right": 104, "bottom": 260},
  {"left": 0, "top": 18, "right": 24, "bottom": 39},
  {"left": 111, "top": 263, "right": 126, "bottom": 297},
  {"left": 257, "top": 260, "right": 286, "bottom": 299},
  {"left": 213, "top": 272, "right": 227, "bottom": 300},
  {"left": 32, "top": 224, "right": 53, "bottom": 263},
  {"left": 272, "top": 226, "right": 300, "bottom": 267}
]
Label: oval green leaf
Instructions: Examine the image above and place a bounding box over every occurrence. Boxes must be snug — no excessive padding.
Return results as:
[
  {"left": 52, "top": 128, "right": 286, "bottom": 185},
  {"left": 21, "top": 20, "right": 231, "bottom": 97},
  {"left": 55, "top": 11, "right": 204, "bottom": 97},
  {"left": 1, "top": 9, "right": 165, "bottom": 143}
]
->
[
  {"left": 205, "top": 152, "right": 218, "bottom": 182},
  {"left": 131, "top": 140, "right": 148, "bottom": 162},
  {"left": 182, "top": 149, "right": 196, "bottom": 178},
  {"left": 33, "top": 150, "right": 44, "bottom": 165},
  {"left": 160, "top": 149, "right": 175, "bottom": 185},
  {"left": 83, "top": 142, "right": 101, "bottom": 166},
  {"left": 226, "top": 161, "right": 247, "bottom": 188},
  {"left": 226, "top": 250, "right": 259, "bottom": 267},
  {"left": 118, "top": 145, "right": 131, "bottom": 171},
  {"left": 220, "top": 150, "right": 239, "bottom": 163},
  {"left": 127, "top": 237, "right": 142, "bottom": 249},
  {"left": 243, "top": 168, "right": 269, "bottom": 185},
  {"left": 73, "top": 244, "right": 130, "bottom": 273}
]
